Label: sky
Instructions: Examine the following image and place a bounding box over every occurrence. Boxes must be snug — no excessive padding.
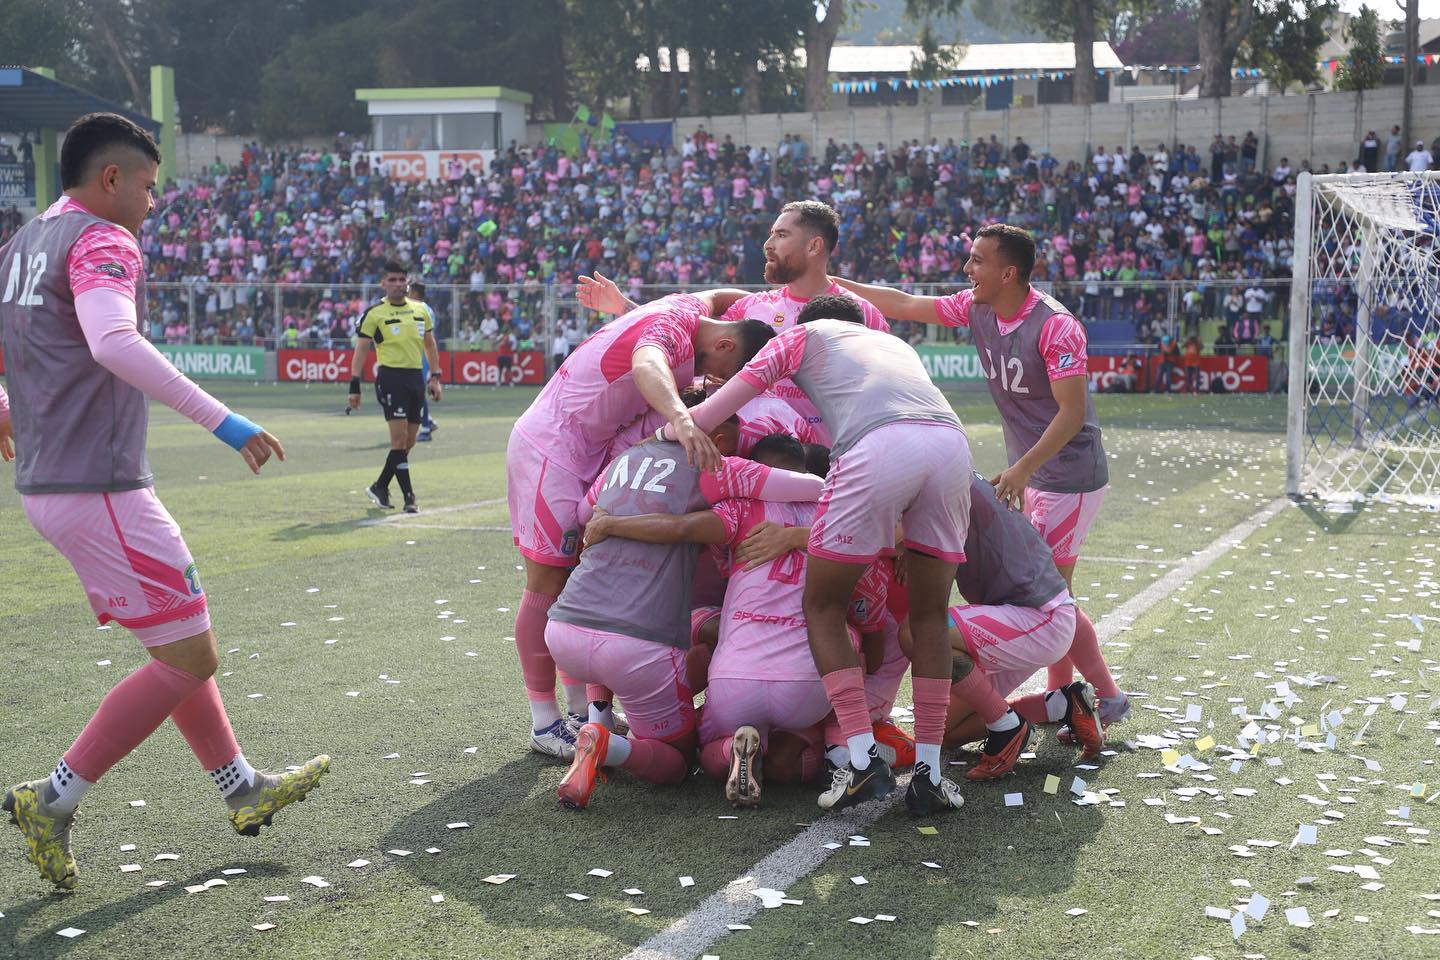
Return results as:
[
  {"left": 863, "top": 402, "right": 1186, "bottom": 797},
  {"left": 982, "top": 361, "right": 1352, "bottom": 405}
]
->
[{"left": 1338, "top": 0, "right": 1440, "bottom": 19}]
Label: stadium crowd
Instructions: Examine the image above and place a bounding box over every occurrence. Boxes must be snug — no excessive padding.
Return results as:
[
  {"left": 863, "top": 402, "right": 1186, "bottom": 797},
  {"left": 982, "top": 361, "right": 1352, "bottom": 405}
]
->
[{"left": 0, "top": 126, "right": 1374, "bottom": 352}]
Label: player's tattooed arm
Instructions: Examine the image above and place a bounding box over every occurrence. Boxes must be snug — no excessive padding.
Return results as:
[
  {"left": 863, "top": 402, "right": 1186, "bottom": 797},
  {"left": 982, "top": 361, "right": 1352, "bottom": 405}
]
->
[
  {"left": 582, "top": 507, "right": 726, "bottom": 548},
  {"left": 576, "top": 271, "right": 637, "bottom": 315},
  {"left": 828, "top": 276, "right": 944, "bottom": 325}
]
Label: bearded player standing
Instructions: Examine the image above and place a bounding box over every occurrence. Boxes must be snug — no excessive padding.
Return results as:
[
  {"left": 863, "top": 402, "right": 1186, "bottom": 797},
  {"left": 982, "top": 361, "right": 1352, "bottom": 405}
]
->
[{"left": 0, "top": 114, "right": 328, "bottom": 890}]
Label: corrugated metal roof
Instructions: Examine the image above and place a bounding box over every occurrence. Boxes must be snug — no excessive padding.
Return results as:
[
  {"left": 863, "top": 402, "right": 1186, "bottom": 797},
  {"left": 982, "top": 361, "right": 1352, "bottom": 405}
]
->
[
  {"left": 0, "top": 67, "right": 159, "bottom": 134},
  {"left": 641, "top": 41, "right": 1124, "bottom": 74}
]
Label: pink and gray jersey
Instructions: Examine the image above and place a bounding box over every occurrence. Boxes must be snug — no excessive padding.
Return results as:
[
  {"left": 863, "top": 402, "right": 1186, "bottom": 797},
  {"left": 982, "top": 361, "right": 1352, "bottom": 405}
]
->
[
  {"left": 556, "top": 442, "right": 823, "bottom": 649},
  {"left": 1, "top": 198, "right": 153, "bottom": 492},
  {"left": 721, "top": 283, "right": 888, "bottom": 440},
  {"left": 720, "top": 318, "right": 961, "bottom": 458},
  {"left": 708, "top": 498, "right": 888, "bottom": 682},
  {"left": 955, "top": 473, "right": 1069, "bottom": 610},
  {"left": 735, "top": 392, "right": 820, "bottom": 456},
  {"left": 513, "top": 293, "right": 704, "bottom": 482},
  {"left": 936, "top": 287, "right": 1108, "bottom": 493}
]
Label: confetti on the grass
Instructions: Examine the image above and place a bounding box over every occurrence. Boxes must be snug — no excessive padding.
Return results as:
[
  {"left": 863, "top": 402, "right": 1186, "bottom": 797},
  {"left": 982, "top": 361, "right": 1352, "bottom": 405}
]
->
[
  {"left": 347, "top": 859, "right": 370, "bottom": 869},
  {"left": 727, "top": 923, "right": 751, "bottom": 931},
  {"left": 119, "top": 864, "right": 141, "bottom": 873},
  {"left": 446, "top": 822, "right": 470, "bottom": 830},
  {"left": 679, "top": 876, "right": 695, "bottom": 887},
  {"left": 1245, "top": 893, "right": 1270, "bottom": 922},
  {"left": 875, "top": 914, "right": 897, "bottom": 922},
  {"left": 431, "top": 894, "right": 445, "bottom": 904},
  {"left": 222, "top": 868, "right": 247, "bottom": 876},
  {"left": 1066, "top": 908, "right": 1089, "bottom": 916},
  {"left": 849, "top": 917, "right": 873, "bottom": 925},
  {"left": 921, "top": 861, "right": 942, "bottom": 869},
  {"left": 588, "top": 868, "right": 614, "bottom": 877},
  {"left": 263, "top": 896, "right": 290, "bottom": 903},
  {"left": 626, "top": 908, "right": 651, "bottom": 916},
  {"left": 252, "top": 924, "right": 277, "bottom": 932},
  {"left": 129, "top": 800, "right": 146, "bottom": 807},
  {"left": 624, "top": 888, "right": 644, "bottom": 896},
  {"left": 145, "top": 880, "right": 169, "bottom": 888},
  {"left": 119, "top": 843, "right": 136, "bottom": 851},
  {"left": 1043, "top": 775, "right": 1060, "bottom": 795},
  {"left": 850, "top": 876, "right": 868, "bottom": 885},
  {"left": 301, "top": 876, "right": 330, "bottom": 888},
  {"left": 566, "top": 893, "right": 590, "bottom": 901},
  {"left": 56, "top": 928, "right": 85, "bottom": 939},
  {"left": 1004, "top": 792, "right": 1023, "bottom": 807},
  {"left": 482, "top": 874, "right": 516, "bottom": 885},
  {"left": 916, "top": 825, "right": 939, "bottom": 835},
  {"left": 387, "top": 850, "right": 412, "bottom": 858},
  {"left": 1285, "top": 907, "right": 1312, "bottom": 927}
]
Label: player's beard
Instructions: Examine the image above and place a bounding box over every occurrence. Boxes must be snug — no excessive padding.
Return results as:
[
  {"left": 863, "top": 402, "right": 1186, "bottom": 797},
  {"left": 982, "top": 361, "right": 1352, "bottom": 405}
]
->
[{"left": 764, "top": 255, "right": 802, "bottom": 285}]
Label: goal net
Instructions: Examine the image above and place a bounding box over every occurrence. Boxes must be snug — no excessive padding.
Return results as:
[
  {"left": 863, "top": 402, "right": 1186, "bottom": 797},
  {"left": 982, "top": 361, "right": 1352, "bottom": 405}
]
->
[{"left": 1286, "top": 171, "right": 1440, "bottom": 506}]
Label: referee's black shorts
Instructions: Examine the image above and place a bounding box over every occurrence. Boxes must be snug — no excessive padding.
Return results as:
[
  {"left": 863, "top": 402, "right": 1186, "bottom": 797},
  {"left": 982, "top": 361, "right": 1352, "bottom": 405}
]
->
[{"left": 374, "top": 367, "right": 426, "bottom": 423}]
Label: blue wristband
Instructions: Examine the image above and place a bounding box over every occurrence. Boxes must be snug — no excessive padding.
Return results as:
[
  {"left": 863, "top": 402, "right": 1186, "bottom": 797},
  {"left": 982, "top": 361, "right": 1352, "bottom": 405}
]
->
[{"left": 213, "top": 412, "right": 263, "bottom": 451}]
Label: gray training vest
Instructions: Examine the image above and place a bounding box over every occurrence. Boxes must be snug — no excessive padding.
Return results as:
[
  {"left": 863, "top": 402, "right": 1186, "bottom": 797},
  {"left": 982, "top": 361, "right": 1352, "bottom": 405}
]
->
[
  {"left": 967, "top": 290, "right": 1108, "bottom": 493},
  {"left": 954, "top": 473, "right": 1069, "bottom": 609},
  {"left": 0, "top": 209, "right": 153, "bottom": 494},
  {"left": 550, "top": 441, "right": 709, "bottom": 649}
]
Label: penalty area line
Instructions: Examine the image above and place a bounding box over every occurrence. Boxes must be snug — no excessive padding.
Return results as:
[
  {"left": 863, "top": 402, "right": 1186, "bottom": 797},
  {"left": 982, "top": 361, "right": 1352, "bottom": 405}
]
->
[
  {"left": 356, "top": 498, "right": 506, "bottom": 526},
  {"left": 621, "top": 494, "right": 1292, "bottom": 960}
]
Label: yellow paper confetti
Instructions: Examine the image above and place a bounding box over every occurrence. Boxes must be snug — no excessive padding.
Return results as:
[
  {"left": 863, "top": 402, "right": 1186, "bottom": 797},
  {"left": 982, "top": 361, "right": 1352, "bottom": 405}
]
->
[
  {"left": 1161, "top": 749, "right": 1181, "bottom": 767},
  {"left": 916, "top": 826, "right": 939, "bottom": 836},
  {"left": 1043, "top": 774, "right": 1060, "bottom": 795},
  {"left": 1196, "top": 736, "right": 1215, "bottom": 752}
]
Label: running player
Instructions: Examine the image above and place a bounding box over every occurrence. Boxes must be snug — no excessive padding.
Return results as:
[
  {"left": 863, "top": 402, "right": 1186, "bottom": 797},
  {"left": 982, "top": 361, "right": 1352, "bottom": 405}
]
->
[
  {"left": 662, "top": 293, "right": 1005, "bottom": 815},
  {"left": 547, "top": 439, "right": 825, "bottom": 810},
  {"left": 833, "top": 225, "right": 1122, "bottom": 729},
  {"left": 507, "top": 292, "right": 773, "bottom": 759},
  {"left": 407, "top": 280, "right": 439, "bottom": 441},
  {"left": 347, "top": 262, "right": 441, "bottom": 513},
  {"left": 0, "top": 114, "right": 328, "bottom": 890},
  {"left": 582, "top": 434, "right": 889, "bottom": 808},
  {"left": 576, "top": 201, "right": 888, "bottom": 442}
]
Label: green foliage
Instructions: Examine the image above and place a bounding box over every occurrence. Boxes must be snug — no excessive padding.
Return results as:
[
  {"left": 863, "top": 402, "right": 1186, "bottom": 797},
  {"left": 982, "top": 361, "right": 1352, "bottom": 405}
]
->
[
  {"left": 1335, "top": 3, "right": 1386, "bottom": 92},
  {"left": 1239, "top": 0, "right": 1338, "bottom": 92}
]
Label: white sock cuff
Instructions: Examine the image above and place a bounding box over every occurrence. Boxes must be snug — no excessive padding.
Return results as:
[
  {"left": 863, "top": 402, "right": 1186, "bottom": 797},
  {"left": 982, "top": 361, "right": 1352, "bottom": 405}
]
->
[{"left": 211, "top": 753, "right": 257, "bottom": 798}]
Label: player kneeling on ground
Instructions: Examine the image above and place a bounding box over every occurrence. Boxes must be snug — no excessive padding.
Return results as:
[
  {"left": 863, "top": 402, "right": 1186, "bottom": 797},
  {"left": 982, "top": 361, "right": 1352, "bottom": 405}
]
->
[
  {"left": 584, "top": 435, "right": 889, "bottom": 808},
  {"left": 941, "top": 474, "right": 1126, "bottom": 777},
  {"left": 546, "top": 436, "right": 824, "bottom": 810}
]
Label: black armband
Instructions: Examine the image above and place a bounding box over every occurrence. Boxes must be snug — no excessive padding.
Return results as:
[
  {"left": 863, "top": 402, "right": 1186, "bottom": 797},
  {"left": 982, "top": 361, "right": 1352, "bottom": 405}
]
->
[{"left": 348, "top": 376, "right": 362, "bottom": 395}]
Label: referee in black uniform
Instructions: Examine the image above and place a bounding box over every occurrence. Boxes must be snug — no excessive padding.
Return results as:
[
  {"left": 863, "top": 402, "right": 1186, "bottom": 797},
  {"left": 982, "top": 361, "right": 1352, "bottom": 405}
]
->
[{"left": 348, "top": 260, "right": 441, "bottom": 513}]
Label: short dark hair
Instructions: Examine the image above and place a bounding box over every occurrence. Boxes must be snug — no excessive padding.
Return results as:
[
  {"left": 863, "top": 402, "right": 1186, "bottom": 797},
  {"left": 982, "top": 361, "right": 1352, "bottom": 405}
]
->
[
  {"left": 797, "top": 294, "right": 865, "bottom": 326},
  {"left": 735, "top": 318, "right": 778, "bottom": 364},
  {"left": 803, "top": 443, "right": 831, "bottom": 479},
  {"left": 976, "top": 223, "right": 1036, "bottom": 282},
  {"left": 60, "top": 113, "right": 161, "bottom": 189},
  {"left": 679, "top": 385, "right": 708, "bottom": 407},
  {"left": 407, "top": 280, "right": 426, "bottom": 297},
  {"left": 750, "top": 433, "right": 806, "bottom": 471},
  {"left": 781, "top": 200, "right": 840, "bottom": 253},
  {"left": 382, "top": 259, "right": 408, "bottom": 277}
]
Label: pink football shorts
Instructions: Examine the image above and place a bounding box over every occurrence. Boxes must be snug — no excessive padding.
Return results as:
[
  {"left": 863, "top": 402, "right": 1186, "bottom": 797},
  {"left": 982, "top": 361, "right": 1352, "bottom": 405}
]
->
[
  {"left": 809, "top": 421, "right": 972, "bottom": 565},
  {"left": 949, "top": 600, "right": 1077, "bottom": 697},
  {"left": 506, "top": 429, "right": 588, "bottom": 567},
  {"left": 545, "top": 620, "right": 696, "bottom": 742},
  {"left": 698, "top": 677, "right": 833, "bottom": 749},
  {"left": 22, "top": 488, "right": 210, "bottom": 647},
  {"left": 1023, "top": 486, "right": 1107, "bottom": 567}
]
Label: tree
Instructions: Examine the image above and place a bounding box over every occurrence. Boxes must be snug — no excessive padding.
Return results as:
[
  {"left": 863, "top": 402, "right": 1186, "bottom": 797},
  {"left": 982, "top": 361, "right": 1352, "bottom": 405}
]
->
[
  {"left": 1197, "top": 0, "right": 1253, "bottom": 97},
  {"left": 804, "top": 0, "right": 850, "bottom": 111},
  {"left": 903, "top": 0, "right": 968, "bottom": 81},
  {"left": 1239, "top": 0, "right": 1338, "bottom": 93},
  {"left": 1112, "top": 0, "right": 1199, "bottom": 65},
  {"left": 0, "top": 0, "right": 73, "bottom": 75},
  {"left": 976, "top": 0, "right": 1140, "bottom": 106},
  {"left": 1334, "top": 4, "right": 1386, "bottom": 92}
]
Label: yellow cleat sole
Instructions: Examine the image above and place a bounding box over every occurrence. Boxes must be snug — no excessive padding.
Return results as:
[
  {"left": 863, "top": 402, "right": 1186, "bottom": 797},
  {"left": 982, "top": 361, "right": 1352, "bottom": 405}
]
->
[
  {"left": 3, "top": 784, "right": 78, "bottom": 890},
  {"left": 228, "top": 755, "right": 331, "bottom": 837}
]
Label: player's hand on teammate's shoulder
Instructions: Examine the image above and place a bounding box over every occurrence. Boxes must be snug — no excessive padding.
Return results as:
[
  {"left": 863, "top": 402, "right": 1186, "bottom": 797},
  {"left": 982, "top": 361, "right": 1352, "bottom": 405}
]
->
[
  {"left": 736, "top": 520, "right": 803, "bottom": 570},
  {"left": 576, "top": 271, "right": 627, "bottom": 315},
  {"left": 239, "top": 430, "right": 286, "bottom": 475},
  {"left": 671, "top": 414, "right": 723, "bottom": 473}
]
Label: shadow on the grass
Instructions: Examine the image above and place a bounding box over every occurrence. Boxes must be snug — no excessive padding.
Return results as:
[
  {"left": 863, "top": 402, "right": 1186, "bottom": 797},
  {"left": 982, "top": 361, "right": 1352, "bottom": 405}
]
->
[
  {"left": 270, "top": 518, "right": 374, "bottom": 541},
  {"left": 0, "top": 860, "right": 289, "bottom": 959}
]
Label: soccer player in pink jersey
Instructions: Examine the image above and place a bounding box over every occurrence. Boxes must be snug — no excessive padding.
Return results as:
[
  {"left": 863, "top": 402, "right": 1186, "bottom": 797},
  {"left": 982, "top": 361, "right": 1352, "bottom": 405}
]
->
[
  {"left": 659, "top": 294, "right": 1007, "bottom": 815},
  {"left": 834, "top": 225, "right": 1127, "bottom": 733},
  {"left": 576, "top": 201, "right": 889, "bottom": 442},
  {"left": 0, "top": 114, "right": 328, "bottom": 890},
  {"left": 507, "top": 294, "right": 775, "bottom": 759},
  {"left": 547, "top": 440, "right": 824, "bottom": 811}
]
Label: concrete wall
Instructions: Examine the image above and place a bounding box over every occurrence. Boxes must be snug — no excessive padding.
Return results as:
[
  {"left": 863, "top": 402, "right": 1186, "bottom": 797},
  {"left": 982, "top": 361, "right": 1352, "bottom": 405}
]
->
[{"left": 520, "top": 84, "right": 1440, "bottom": 171}]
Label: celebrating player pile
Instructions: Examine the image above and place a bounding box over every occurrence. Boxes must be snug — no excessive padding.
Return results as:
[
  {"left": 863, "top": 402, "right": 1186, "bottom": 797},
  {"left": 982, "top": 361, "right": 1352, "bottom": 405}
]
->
[
  {"left": 523, "top": 209, "right": 1128, "bottom": 814},
  {"left": 0, "top": 114, "right": 329, "bottom": 890}
]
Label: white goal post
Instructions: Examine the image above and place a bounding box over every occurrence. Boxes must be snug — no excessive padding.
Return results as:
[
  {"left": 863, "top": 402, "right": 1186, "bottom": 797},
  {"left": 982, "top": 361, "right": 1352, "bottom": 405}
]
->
[{"left": 1285, "top": 170, "right": 1440, "bottom": 506}]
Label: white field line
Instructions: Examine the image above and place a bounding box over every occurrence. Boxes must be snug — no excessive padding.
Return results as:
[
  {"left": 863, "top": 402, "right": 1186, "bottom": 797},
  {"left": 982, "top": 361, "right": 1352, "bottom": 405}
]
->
[
  {"left": 356, "top": 498, "right": 506, "bottom": 526},
  {"left": 620, "top": 494, "right": 1293, "bottom": 960}
]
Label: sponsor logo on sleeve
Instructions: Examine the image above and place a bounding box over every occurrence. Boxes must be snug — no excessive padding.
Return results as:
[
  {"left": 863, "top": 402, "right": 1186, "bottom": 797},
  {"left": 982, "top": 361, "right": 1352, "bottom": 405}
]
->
[{"left": 96, "top": 262, "right": 128, "bottom": 279}]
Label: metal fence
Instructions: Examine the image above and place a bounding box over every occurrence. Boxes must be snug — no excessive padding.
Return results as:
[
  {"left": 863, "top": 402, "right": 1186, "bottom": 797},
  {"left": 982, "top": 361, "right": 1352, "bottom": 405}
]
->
[{"left": 143, "top": 277, "right": 1296, "bottom": 376}]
